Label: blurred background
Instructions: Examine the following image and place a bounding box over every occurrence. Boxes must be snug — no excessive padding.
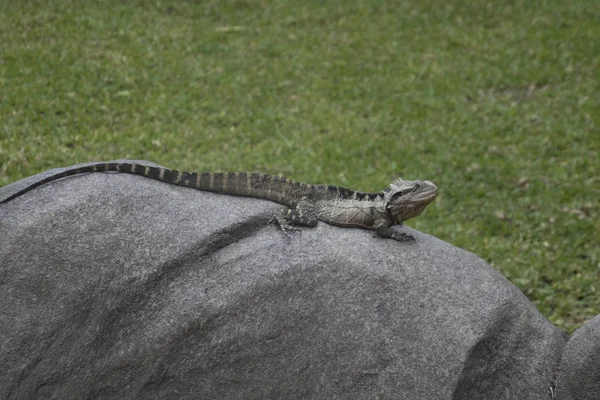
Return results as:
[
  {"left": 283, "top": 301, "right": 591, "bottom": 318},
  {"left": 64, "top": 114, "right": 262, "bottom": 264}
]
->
[{"left": 0, "top": 0, "right": 597, "bottom": 333}]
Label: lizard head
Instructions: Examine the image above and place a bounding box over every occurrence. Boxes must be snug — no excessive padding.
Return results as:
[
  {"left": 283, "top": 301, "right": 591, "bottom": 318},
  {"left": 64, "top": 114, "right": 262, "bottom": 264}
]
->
[{"left": 384, "top": 179, "right": 438, "bottom": 224}]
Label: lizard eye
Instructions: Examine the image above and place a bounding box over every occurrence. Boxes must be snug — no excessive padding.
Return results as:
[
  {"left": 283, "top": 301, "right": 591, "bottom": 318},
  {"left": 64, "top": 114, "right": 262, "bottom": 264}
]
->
[{"left": 394, "top": 188, "right": 413, "bottom": 198}]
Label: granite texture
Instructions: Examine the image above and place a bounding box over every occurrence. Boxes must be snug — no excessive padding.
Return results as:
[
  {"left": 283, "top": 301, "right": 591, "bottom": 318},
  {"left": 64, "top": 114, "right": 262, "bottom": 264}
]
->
[
  {"left": 0, "top": 161, "right": 567, "bottom": 399},
  {"left": 555, "top": 314, "right": 600, "bottom": 400}
]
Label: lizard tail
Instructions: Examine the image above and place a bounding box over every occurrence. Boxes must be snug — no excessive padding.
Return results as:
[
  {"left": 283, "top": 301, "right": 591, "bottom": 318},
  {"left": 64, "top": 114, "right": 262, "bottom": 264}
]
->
[
  {"left": 1, "top": 162, "right": 116, "bottom": 204},
  {"left": 1, "top": 162, "right": 300, "bottom": 206}
]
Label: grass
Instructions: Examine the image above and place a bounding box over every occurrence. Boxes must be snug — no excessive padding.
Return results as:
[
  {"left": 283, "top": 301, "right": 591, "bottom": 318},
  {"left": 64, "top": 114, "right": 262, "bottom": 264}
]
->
[{"left": 1, "top": 0, "right": 598, "bottom": 334}]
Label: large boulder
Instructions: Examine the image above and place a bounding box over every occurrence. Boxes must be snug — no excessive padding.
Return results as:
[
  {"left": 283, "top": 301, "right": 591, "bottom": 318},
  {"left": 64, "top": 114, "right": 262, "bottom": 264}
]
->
[
  {"left": 0, "top": 161, "right": 566, "bottom": 399},
  {"left": 555, "top": 314, "right": 600, "bottom": 399}
]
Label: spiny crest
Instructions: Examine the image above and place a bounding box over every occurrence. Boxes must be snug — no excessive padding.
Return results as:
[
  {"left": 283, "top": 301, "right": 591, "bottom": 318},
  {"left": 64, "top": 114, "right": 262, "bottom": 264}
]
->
[
  {"left": 383, "top": 178, "right": 420, "bottom": 202},
  {"left": 388, "top": 178, "right": 414, "bottom": 191}
]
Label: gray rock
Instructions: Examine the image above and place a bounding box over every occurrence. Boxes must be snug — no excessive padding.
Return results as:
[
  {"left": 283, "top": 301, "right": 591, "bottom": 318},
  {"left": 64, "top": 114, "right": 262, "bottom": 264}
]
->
[
  {"left": 555, "top": 314, "right": 600, "bottom": 399},
  {"left": 0, "top": 161, "right": 566, "bottom": 399}
]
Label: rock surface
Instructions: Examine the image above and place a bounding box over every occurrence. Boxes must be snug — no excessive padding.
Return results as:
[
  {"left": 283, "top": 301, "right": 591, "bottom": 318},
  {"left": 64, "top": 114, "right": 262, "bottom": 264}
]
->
[
  {"left": 555, "top": 314, "right": 600, "bottom": 400},
  {"left": 0, "top": 161, "right": 566, "bottom": 399}
]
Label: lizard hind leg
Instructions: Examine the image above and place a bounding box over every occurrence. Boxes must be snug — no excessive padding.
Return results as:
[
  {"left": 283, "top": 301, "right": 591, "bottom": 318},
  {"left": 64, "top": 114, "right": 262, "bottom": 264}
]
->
[
  {"left": 284, "top": 199, "right": 319, "bottom": 227},
  {"left": 272, "top": 199, "right": 319, "bottom": 238},
  {"left": 273, "top": 210, "right": 301, "bottom": 240}
]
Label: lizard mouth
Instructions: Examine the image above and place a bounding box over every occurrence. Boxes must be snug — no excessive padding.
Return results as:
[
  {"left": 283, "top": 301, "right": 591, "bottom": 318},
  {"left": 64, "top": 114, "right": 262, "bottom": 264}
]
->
[{"left": 412, "top": 180, "right": 438, "bottom": 204}]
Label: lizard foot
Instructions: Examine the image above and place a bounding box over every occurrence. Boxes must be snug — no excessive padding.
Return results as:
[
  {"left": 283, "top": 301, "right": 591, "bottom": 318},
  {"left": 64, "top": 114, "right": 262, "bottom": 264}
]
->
[
  {"left": 272, "top": 211, "right": 301, "bottom": 239},
  {"left": 391, "top": 232, "right": 415, "bottom": 242},
  {"left": 389, "top": 226, "right": 415, "bottom": 242}
]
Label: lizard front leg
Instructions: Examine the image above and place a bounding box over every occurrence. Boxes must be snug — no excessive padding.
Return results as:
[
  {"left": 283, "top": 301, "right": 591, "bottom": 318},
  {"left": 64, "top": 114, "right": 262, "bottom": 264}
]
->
[{"left": 374, "top": 219, "right": 415, "bottom": 242}]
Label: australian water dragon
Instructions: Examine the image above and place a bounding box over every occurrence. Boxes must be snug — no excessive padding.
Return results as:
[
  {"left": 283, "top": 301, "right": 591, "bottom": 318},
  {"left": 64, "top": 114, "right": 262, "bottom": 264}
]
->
[{"left": 0, "top": 162, "right": 438, "bottom": 241}]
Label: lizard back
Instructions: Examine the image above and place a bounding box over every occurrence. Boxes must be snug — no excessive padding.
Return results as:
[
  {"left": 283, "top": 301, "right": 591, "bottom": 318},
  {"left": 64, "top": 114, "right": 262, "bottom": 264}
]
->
[{"left": 0, "top": 161, "right": 373, "bottom": 207}]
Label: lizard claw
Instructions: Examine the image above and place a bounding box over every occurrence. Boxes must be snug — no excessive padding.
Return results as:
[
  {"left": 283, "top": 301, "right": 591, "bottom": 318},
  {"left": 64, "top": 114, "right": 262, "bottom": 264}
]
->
[
  {"left": 391, "top": 232, "right": 415, "bottom": 242},
  {"left": 389, "top": 225, "right": 415, "bottom": 242},
  {"left": 274, "top": 210, "right": 301, "bottom": 239}
]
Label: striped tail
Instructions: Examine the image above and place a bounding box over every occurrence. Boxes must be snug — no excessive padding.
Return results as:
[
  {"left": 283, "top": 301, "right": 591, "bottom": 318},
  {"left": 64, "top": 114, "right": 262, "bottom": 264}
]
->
[{"left": 1, "top": 162, "right": 303, "bottom": 206}]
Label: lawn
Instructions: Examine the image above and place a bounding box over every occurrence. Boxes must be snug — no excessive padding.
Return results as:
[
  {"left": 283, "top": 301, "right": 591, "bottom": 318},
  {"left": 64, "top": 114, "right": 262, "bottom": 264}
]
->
[{"left": 1, "top": 0, "right": 598, "bottom": 334}]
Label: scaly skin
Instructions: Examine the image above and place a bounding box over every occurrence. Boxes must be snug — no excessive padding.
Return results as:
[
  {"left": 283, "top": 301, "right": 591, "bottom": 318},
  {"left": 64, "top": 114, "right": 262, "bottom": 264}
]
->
[{"left": 1, "top": 161, "right": 438, "bottom": 241}]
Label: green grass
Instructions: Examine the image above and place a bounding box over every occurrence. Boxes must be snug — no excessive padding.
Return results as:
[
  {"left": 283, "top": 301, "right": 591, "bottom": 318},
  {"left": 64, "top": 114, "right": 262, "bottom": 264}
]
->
[{"left": 1, "top": 0, "right": 598, "bottom": 334}]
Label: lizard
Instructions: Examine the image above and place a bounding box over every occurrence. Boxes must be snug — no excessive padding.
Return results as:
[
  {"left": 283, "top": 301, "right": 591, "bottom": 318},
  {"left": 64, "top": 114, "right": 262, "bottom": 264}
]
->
[{"left": 0, "top": 161, "right": 438, "bottom": 241}]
